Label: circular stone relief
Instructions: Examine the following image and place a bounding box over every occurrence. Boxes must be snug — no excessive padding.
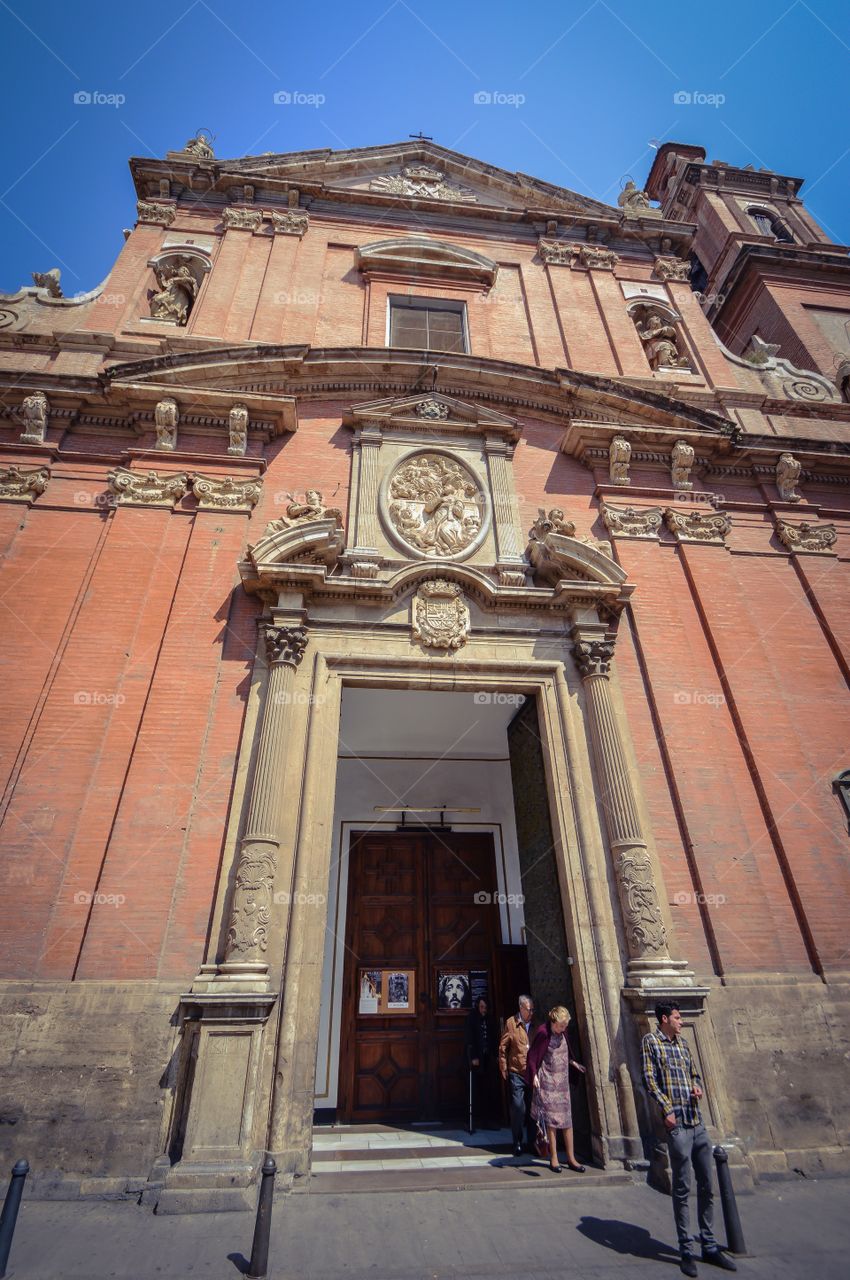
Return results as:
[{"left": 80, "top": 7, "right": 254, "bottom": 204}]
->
[{"left": 382, "top": 450, "right": 488, "bottom": 560}]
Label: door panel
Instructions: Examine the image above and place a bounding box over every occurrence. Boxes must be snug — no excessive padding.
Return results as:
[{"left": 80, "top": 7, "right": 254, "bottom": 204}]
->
[{"left": 339, "top": 830, "right": 503, "bottom": 1123}]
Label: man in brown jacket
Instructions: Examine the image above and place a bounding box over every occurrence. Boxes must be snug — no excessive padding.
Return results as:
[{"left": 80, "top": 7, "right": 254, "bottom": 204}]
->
[{"left": 499, "top": 994, "right": 537, "bottom": 1157}]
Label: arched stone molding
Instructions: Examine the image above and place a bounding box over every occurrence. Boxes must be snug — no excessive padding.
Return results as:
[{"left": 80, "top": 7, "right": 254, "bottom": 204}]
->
[{"left": 355, "top": 236, "right": 499, "bottom": 288}]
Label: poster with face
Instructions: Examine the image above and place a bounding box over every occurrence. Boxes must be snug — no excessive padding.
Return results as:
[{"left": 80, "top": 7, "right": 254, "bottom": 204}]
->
[{"left": 437, "top": 971, "right": 472, "bottom": 1011}]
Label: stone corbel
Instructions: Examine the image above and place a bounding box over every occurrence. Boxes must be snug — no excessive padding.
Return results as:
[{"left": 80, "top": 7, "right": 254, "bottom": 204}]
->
[
  {"left": 192, "top": 475, "right": 263, "bottom": 511},
  {"left": 664, "top": 508, "right": 732, "bottom": 545},
  {"left": 222, "top": 208, "right": 264, "bottom": 232},
  {"left": 107, "top": 466, "right": 189, "bottom": 507},
  {"left": 600, "top": 503, "right": 664, "bottom": 540},
  {"left": 0, "top": 464, "right": 49, "bottom": 503},
  {"left": 269, "top": 210, "right": 309, "bottom": 237},
  {"left": 775, "top": 518, "right": 837, "bottom": 555},
  {"left": 653, "top": 256, "right": 691, "bottom": 282},
  {"left": 137, "top": 201, "right": 176, "bottom": 227},
  {"left": 609, "top": 436, "right": 631, "bottom": 486}
]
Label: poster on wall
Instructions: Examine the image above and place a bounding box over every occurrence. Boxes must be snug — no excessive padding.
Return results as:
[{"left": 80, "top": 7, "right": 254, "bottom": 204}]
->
[
  {"left": 470, "top": 969, "right": 489, "bottom": 1007},
  {"left": 436, "top": 970, "right": 472, "bottom": 1011},
  {"left": 358, "top": 968, "right": 415, "bottom": 1015}
]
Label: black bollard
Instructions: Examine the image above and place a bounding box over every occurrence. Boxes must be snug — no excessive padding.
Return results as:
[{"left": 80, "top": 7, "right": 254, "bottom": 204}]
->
[
  {"left": 246, "top": 1155, "right": 277, "bottom": 1280},
  {"left": 713, "top": 1145, "right": 747, "bottom": 1255},
  {"left": 0, "top": 1159, "right": 30, "bottom": 1279}
]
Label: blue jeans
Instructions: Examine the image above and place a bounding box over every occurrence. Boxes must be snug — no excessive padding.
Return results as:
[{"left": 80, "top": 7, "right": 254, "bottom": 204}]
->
[
  {"left": 666, "top": 1122, "right": 718, "bottom": 1255},
  {"left": 507, "top": 1071, "right": 533, "bottom": 1148}
]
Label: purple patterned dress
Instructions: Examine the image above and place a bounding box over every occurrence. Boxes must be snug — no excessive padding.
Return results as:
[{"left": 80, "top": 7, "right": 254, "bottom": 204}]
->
[{"left": 531, "top": 1028, "right": 573, "bottom": 1129}]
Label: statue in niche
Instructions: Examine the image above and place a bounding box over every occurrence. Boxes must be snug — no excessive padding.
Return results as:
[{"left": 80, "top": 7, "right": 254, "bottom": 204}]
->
[
  {"left": 635, "top": 308, "right": 691, "bottom": 370},
  {"left": 149, "top": 263, "right": 198, "bottom": 325}
]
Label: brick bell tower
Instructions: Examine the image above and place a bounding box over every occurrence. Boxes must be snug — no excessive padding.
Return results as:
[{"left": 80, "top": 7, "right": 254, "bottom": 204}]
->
[{"left": 645, "top": 142, "right": 850, "bottom": 390}]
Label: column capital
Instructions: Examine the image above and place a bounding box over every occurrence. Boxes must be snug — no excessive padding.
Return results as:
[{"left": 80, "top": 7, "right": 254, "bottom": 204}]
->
[
  {"left": 572, "top": 636, "right": 615, "bottom": 679},
  {"left": 263, "top": 623, "right": 308, "bottom": 667}
]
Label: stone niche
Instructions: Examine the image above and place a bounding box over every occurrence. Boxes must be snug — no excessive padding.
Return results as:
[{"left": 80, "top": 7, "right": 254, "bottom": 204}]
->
[{"left": 340, "top": 392, "right": 527, "bottom": 585}]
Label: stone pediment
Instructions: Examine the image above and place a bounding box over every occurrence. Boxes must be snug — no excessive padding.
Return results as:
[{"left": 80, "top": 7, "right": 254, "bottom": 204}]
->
[
  {"left": 346, "top": 392, "right": 519, "bottom": 442},
  {"left": 355, "top": 237, "right": 498, "bottom": 287}
]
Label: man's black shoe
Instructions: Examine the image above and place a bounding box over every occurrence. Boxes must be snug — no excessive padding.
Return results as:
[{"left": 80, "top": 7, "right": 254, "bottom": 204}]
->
[
  {"left": 513, "top": 1144, "right": 523, "bottom": 1157},
  {"left": 679, "top": 1256, "right": 698, "bottom": 1277},
  {"left": 702, "top": 1250, "right": 737, "bottom": 1271}
]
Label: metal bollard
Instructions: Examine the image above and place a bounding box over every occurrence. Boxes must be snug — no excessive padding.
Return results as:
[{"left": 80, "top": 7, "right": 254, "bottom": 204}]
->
[
  {"left": 246, "top": 1155, "right": 277, "bottom": 1280},
  {"left": 713, "top": 1145, "right": 747, "bottom": 1255},
  {"left": 0, "top": 1159, "right": 30, "bottom": 1279}
]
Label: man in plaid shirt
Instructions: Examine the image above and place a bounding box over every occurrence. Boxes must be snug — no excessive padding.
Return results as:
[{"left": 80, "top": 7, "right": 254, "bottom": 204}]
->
[{"left": 642, "top": 1001, "right": 738, "bottom": 1276}]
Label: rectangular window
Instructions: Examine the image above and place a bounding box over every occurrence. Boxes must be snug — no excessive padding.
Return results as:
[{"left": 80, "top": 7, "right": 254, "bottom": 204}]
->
[{"left": 388, "top": 296, "right": 468, "bottom": 353}]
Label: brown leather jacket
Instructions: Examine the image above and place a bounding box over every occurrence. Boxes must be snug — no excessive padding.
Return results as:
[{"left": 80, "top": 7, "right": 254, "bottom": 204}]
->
[{"left": 498, "top": 1014, "right": 538, "bottom": 1078}]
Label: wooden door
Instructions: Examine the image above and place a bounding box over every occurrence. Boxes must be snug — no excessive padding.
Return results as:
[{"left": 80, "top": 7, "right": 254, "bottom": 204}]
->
[{"left": 339, "top": 830, "right": 502, "bottom": 1123}]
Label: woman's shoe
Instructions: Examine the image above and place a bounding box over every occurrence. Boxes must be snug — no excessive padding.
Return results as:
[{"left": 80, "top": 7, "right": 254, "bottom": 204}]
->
[
  {"left": 566, "top": 1161, "right": 586, "bottom": 1172},
  {"left": 549, "top": 1162, "right": 563, "bottom": 1173}
]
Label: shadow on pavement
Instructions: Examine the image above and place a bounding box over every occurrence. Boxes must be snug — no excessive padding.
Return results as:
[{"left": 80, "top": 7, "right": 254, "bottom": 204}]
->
[{"left": 577, "top": 1216, "right": 680, "bottom": 1264}]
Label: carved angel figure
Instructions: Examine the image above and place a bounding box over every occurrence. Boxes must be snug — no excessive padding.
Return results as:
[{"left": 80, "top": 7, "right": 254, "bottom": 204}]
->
[
  {"left": 21, "top": 390, "right": 48, "bottom": 441},
  {"left": 265, "top": 488, "right": 344, "bottom": 535},
  {"left": 183, "top": 133, "right": 214, "bottom": 159},
  {"left": 671, "top": 439, "right": 695, "bottom": 490},
  {"left": 529, "top": 507, "right": 576, "bottom": 540},
  {"left": 609, "top": 437, "right": 631, "bottom": 486},
  {"left": 149, "top": 264, "right": 198, "bottom": 325},
  {"left": 618, "top": 180, "right": 651, "bottom": 214},
  {"left": 636, "top": 311, "right": 690, "bottom": 370}
]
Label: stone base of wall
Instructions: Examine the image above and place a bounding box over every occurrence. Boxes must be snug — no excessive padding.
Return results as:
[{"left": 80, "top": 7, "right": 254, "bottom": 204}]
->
[
  {"left": 0, "top": 981, "right": 182, "bottom": 1195},
  {"left": 708, "top": 976, "right": 850, "bottom": 1176}
]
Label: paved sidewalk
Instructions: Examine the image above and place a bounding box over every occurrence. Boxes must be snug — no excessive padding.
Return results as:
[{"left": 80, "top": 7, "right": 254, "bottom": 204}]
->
[{"left": 3, "top": 1173, "right": 848, "bottom": 1279}]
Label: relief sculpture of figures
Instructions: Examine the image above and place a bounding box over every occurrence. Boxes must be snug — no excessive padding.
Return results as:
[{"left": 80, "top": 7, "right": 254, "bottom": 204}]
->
[
  {"left": 149, "top": 263, "right": 198, "bottom": 325},
  {"left": 635, "top": 309, "right": 691, "bottom": 370},
  {"left": 388, "top": 453, "right": 483, "bottom": 558},
  {"left": 264, "top": 488, "right": 343, "bottom": 536}
]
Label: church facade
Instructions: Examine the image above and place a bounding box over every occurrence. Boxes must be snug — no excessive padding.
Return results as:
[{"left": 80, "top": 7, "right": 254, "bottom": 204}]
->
[{"left": 0, "top": 136, "right": 848, "bottom": 1209}]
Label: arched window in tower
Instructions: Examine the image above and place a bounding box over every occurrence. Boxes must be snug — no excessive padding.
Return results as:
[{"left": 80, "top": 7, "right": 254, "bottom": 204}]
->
[{"left": 747, "top": 207, "right": 794, "bottom": 243}]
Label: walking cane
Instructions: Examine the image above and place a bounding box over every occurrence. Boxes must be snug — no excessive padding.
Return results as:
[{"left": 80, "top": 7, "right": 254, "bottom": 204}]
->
[{"left": 468, "top": 1068, "right": 473, "bottom": 1135}]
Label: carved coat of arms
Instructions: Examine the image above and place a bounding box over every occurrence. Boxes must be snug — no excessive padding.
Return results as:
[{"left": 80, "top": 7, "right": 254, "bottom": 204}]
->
[{"left": 412, "top": 580, "right": 470, "bottom": 650}]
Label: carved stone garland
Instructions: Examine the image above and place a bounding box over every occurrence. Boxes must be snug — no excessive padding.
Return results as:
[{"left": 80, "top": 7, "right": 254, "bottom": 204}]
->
[{"left": 225, "top": 624, "right": 308, "bottom": 960}]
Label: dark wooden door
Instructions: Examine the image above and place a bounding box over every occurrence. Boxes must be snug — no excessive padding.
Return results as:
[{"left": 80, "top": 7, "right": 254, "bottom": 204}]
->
[{"left": 339, "top": 830, "right": 502, "bottom": 1123}]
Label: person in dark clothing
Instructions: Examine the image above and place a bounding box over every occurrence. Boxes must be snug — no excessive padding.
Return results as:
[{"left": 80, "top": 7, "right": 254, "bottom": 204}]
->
[{"left": 465, "top": 996, "right": 500, "bottom": 1129}]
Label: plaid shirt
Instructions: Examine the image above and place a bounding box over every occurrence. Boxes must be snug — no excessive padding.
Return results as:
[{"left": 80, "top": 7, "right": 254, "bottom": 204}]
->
[{"left": 641, "top": 1028, "right": 702, "bottom": 1126}]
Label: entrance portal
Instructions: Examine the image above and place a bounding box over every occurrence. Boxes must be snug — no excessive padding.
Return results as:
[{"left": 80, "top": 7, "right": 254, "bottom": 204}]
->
[{"left": 338, "top": 829, "right": 505, "bottom": 1123}]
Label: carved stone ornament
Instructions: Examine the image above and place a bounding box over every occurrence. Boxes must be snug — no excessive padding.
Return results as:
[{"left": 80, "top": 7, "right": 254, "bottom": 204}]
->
[
  {"left": 671, "top": 439, "right": 695, "bottom": 490},
  {"left": 20, "top": 390, "right": 48, "bottom": 443},
  {"left": 537, "top": 241, "right": 618, "bottom": 270},
  {"left": 653, "top": 256, "right": 691, "bottom": 283},
  {"left": 618, "top": 180, "right": 662, "bottom": 218},
  {"left": 387, "top": 452, "right": 484, "bottom": 559},
  {"left": 634, "top": 307, "right": 691, "bottom": 370},
  {"left": 412, "top": 579, "right": 470, "bottom": 650},
  {"left": 538, "top": 240, "right": 579, "bottom": 266},
  {"left": 529, "top": 507, "right": 576, "bottom": 540},
  {"left": 181, "top": 132, "right": 214, "bottom": 159},
  {"left": 415, "top": 398, "right": 450, "bottom": 421},
  {"left": 370, "top": 166, "right": 477, "bottom": 203},
  {"left": 136, "top": 201, "right": 176, "bottom": 227},
  {"left": 600, "top": 503, "right": 663, "bottom": 539},
  {"left": 577, "top": 244, "right": 619, "bottom": 270},
  {"left": 149, "top": 259, "right": 200, "bottom": 326},
  {"left": 222, "top": 207, "right": 263, "bottom": 232},
  {"left": 264, "top": 623, "right": 308, "bottom": 667},
  {"left": 776, "top": 519, "right": 837, "bottom": 554},
  {"left": 31, "top": 268, "right": 62, "bottom": 297},
  {"left": 228, "top": 404, "right": 249, "bottom": 456},
  {"left": 776, "top": 452, "right": 802, "bottom": 502},
  {"left": 572, "top": 638, "right": 615, "bottom": 679},
  {"left": 192, "top": 474, "right": 262, "bottom": 511},
  {"left": 617, "top": 845, "right": 668, "bottom": 954},
  {"left": 609, "top": 436, "right": 631, "bottom": 486},
  {"left": 269, "top": 209, "right": 309, "bottom": 236},
  {"left": 263, "top": 489, "right": 344, "bottom": 536},
  {"left": 665, "top": 508, "right": 732, "bottom": 544},
  {"left": 0, "top": 464, "right": 49, "bottom": 502},
  {"left": 154, "top": 397, "right": 178, "bottom": 450},
  {"left": 226, "top": 839, "right": 276, "bottom": 955},
  {"left": 782, "top": 378, "right": 828, "bottom": 402},
  {"left": 107, "top": 467, "right": 189, "bottom": 506}
]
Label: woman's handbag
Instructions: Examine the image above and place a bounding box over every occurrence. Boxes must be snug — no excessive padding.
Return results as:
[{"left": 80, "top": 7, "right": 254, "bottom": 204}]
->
[{"left": 532, "top": 1086, "right": 550, "bottom": 1158}]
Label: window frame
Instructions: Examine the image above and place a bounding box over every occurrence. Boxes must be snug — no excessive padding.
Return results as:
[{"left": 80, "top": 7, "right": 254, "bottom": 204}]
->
[{"left": 386, "top": 294, "right": 470, "bottom": 355}]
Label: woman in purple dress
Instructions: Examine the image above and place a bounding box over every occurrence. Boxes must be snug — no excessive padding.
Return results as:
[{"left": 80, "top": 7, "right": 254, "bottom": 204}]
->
[{"left": 526, "top": 1004, "right": 587, "bottom": 1173}]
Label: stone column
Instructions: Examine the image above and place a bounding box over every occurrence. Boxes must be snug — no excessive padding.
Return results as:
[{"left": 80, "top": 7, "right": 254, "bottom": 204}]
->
[
  {"left": 571, "top": 631, "right": 690, "bottom": 989},
  {"left": 343, "top": 423, "right": 383, "bottom": 576},
  {"left": 484, "top": 433, "right": 527, "bottom": 585},
  {"left": 221, "top": 622, "right": 308, "bottom": 978}
]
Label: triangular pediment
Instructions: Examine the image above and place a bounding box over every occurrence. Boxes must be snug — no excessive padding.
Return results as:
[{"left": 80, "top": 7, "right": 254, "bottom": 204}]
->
[
  {"left": 217, "top": 142, "right": 617, "bottom": 218},
  {"left": 347, "top": 392, "right": 520, "bottom": 441}
]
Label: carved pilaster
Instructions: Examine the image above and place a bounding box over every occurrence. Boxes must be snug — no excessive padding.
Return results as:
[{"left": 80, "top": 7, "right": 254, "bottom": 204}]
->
[
  {"left": 224, "top": 623, "right": 308, "bottom": 966},
  {"left": 571, "top": 631, "right": 690, "bottom": 987},
  {"left": 343, "top": 423, "right": 383, "bottom": 575},
  {"left": 484, "top": 433, "right": 525, "bottom": 576}
]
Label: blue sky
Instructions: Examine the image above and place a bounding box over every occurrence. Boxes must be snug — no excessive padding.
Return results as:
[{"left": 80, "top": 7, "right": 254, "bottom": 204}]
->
[{"left": 1, "top": 0, "right": 848, "bottom": 296}]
